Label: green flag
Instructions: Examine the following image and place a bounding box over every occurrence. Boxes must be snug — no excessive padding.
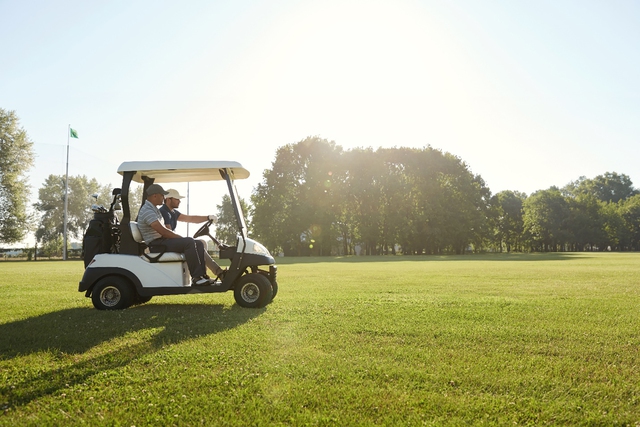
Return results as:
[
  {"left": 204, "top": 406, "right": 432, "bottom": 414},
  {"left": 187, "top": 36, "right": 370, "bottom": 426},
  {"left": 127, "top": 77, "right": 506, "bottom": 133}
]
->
[{"left": 70, "top": 128, "right": 79, "bottom": 139}]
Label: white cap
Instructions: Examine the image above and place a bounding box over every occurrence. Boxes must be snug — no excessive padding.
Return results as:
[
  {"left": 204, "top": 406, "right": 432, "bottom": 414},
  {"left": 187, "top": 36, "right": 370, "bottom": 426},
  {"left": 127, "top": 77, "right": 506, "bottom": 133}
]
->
[{"left": 166, "top": 189, "right": 185, "bottom": 199}]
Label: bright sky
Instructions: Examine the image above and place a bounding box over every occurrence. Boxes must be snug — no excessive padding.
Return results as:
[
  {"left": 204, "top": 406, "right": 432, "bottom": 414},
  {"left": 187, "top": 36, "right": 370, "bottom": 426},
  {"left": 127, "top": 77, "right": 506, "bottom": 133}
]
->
[{"left": 2, "top": 0, "right": 639, "bottom": 243}]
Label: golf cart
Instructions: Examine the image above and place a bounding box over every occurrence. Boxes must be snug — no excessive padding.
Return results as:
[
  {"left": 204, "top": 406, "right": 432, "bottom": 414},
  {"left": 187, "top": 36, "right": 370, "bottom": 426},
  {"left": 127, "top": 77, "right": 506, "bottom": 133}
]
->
[{"left": 79, "top": 161, "right": 277, "bottom": 310}]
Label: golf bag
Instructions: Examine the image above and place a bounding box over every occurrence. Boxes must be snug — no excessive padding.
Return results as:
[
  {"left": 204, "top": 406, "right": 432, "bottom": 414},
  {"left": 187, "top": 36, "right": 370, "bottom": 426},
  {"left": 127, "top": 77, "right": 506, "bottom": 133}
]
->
[
  {"left": 82, "top": 213, "right": 116, "bottom": 267},
  {"left": 82, "top": 189, "right": 122, "bottom": 267}
]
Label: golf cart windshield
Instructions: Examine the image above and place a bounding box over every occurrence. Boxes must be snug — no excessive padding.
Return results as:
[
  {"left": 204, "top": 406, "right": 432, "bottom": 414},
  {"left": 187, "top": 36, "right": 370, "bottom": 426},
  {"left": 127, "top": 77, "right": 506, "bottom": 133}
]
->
[{"left": 117, "top": 160, "right": 250, "bottom": 239}]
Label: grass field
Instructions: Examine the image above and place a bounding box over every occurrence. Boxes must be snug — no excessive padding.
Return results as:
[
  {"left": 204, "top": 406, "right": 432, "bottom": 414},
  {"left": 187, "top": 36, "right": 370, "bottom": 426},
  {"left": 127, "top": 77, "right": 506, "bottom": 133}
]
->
[{"left": 1, "top": 253, "right": 639, "bottom": 426}]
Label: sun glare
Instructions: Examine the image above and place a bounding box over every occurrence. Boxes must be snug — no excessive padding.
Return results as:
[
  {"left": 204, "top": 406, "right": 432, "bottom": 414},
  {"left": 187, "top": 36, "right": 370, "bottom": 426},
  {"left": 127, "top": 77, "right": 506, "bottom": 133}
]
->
[{"left": 224, "top": 1, "right": 492, "bottom": 148}]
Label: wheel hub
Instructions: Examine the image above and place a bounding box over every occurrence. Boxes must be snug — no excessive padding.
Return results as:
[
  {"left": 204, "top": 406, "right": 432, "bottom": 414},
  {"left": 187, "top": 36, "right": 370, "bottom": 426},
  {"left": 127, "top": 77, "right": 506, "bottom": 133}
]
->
[
  {"left": 241, "top": 283, "right": 260, "bottom": 303},
  {"left": 100, "top": 286, "right": 121, "bottom": 307}
]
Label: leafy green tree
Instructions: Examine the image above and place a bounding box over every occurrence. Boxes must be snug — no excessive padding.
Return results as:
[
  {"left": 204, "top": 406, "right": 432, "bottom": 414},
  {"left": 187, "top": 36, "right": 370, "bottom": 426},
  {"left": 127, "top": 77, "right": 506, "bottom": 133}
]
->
[
  {"left": 331, "top": 151, "right": 359, "bottom": 255},
  {"left": 523, "top": 188, "right": 571, "bottom": 251},
  {"left": 252, "top": 142, "right": 493, "bottom": 256},
  {"left": 248, "top": 142, "right": 640, "bottom": 254},
  {"left": 617, "top": 194, "right": 640, "bottom": 250},
  {"left": 489, "top": 190, "right": 526, "bottom": 252},
  {"left": 215, "top": 194, "right": 251, "bottom": 245},
  {"left": 601, "top": 202, "right": 626, "bottom": 251},
  {"left": 564, "top": 172, "right": 637, "bottom": 203},
  {"left": 126, "top": 183, "right": 144, "bottom": 221},
  {"left": 252, "top": 136, "right": 342, "bottom": 256},
  {"left": 566, "top": 194, "right": 607, "bottom": 251},
  {"left": 342, "top": 147, "right": 385, "bottom": 255},
  {"left": 376, "top": 148, "right": 413, "bottom": 255},
  {"left": 42, "top": 235, "right": 63, "bottom": 258},
  {"left": 0, "top": 109, "right": 35, "bottom": 243},
  {"left": 252, "top": 144, "right": 309, "bottom": 255},
  {"left": 298, "top": 137, "right": 343, "bottom": 256},
  {"left": 34, "top": 175, "right": 111, "bottom": 247},
  {"left": 394, "top": 149, "right": 432, "bottom": 254},
  {"left": 338, "top": 146, "right": 488, "bottom": 255},
  {"left": 394, "top": 147, "right": 489, "bottom": 254},
  {"left": 435, "top": 153, "right": 491, "bottom": 254}
]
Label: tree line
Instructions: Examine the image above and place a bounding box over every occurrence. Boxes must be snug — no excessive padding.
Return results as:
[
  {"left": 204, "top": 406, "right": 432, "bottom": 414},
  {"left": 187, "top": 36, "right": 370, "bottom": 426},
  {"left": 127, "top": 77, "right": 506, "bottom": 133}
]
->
[
  {"left": 250, "top": 137, "right": 640, "bottom": 255},
  {"left": 2, "top": 109, "right": 640, "bottom": 256}
]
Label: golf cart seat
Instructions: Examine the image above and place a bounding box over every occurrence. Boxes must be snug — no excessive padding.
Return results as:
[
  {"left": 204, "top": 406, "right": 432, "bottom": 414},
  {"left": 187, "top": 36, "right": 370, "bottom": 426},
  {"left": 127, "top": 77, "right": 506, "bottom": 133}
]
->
[{"left": 129, "top": 222, "right": 185, "bottom": 263}]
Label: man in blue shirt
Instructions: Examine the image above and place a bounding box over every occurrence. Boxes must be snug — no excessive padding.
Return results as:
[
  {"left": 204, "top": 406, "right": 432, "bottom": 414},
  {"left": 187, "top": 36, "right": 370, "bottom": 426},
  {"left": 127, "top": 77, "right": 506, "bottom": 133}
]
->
[
  {"left": 138, "top": 184, "right": 212, "bottom": 286},
  {"left": 159, "top": 189, "right": 225, "bottom": 278}
]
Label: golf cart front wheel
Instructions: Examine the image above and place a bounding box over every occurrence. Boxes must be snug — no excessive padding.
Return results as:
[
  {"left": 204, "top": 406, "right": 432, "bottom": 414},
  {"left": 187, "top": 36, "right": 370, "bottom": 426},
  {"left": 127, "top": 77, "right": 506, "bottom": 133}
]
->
[
  {"left": 234, "top": 273, "right": 273, "bottom": 308},
  {"left": 91, "top": 276, "right": 134, "bottom": 310},
  {"left": 258, "top": 271, "right": 277, "bottom": 301}
]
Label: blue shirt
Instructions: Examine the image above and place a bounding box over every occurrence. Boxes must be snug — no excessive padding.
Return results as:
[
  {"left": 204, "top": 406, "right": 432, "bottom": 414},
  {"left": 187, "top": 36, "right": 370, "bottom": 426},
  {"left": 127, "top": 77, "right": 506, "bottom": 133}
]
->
[{"left": 159, "top": 204, "right": 181, "bottom": 231}]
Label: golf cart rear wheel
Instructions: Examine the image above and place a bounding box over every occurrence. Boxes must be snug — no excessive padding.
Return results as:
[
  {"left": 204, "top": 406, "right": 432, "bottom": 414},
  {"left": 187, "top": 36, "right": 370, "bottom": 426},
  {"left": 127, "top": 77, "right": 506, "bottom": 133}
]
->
[
  {"left": 91, "top": 276, "right": 134, "bottom": 310},
  {"left": 234, "top": 273, "right": 273, "bottom": 308}
]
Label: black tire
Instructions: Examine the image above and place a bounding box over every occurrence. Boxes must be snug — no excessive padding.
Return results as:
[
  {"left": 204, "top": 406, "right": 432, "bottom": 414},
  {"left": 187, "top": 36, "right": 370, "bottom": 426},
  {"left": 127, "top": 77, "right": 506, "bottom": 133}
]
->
[
  {"left": 91, "top": 276, "right": 134, "bottom": 310},
  {"left": 258, "top": 271, "right": 278, "bottom": 301},
  {"left": 234, "top": 273, "right": 273, "bottom": 308}
]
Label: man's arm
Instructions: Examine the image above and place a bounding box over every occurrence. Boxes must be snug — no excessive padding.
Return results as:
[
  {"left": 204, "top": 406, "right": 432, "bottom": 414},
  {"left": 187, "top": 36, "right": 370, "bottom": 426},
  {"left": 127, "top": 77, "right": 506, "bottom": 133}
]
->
[
  {"left": 178, "top": 214, "right": 216, "bottom": 224},
  {"left": 159, "top": 208, "right": 172, "bottom": 229},
  {"left": 150, "top": 220, "right": 182, "bottom": 239}
]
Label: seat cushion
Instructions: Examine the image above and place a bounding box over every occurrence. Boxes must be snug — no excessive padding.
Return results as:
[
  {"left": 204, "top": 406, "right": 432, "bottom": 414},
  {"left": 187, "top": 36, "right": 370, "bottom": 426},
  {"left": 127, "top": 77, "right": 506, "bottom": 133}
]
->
[{"left": 142, "top": 252, "right": 185, "bottom": 263}]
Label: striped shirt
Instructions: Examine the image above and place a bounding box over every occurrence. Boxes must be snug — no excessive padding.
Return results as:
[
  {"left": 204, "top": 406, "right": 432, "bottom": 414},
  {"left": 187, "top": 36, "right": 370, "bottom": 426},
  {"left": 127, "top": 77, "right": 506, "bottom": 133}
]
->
[{"left": 137, "top": 200, "right": 164, "bottom": 243}]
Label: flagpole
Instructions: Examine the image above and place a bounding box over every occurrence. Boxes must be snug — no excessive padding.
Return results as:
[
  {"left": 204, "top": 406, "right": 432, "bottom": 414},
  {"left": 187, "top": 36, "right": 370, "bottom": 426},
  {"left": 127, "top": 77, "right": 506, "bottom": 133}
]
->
[{"left": 63, "top": 124, "right": 70, "bottom": 260}]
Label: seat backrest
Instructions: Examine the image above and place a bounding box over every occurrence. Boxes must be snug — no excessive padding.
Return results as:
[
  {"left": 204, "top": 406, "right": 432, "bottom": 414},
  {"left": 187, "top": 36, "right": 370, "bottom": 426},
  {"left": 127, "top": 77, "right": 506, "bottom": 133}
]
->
[
  {"left": 129, "top": 221, "right": 144, "bottom": 243},
  {"left": 129, "top": 221, "right": 184, "bottom": 263}
]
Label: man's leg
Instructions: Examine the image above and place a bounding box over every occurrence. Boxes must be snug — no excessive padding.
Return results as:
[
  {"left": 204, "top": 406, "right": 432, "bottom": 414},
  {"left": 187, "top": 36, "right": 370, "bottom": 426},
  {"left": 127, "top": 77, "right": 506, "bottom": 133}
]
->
[
  {"left": 205, "top": 252, "right": 224, "bottom": 276},
  {"left": 195, "top": 240, "right": 224, "bottom": 276},
  {"left": 157, "top": 237, "right": 206, "bottom": 279},
  {"left": 193, "top": 239, "right": 223, "bottom": 277}
]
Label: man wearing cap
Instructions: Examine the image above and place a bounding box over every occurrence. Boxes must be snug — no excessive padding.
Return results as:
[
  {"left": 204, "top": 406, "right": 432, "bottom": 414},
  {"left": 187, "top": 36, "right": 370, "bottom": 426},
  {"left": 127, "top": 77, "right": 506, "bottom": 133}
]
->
[
  {"left": 159, "top": 188, "right": 225, "bottom": 278},
  {"left": 137, "top": 183, "right": 212, "bottom": 286}
]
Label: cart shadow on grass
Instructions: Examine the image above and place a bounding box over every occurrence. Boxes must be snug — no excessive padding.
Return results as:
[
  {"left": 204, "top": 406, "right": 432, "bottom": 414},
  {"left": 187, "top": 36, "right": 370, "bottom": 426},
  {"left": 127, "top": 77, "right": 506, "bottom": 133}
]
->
[{"left": 0, "top": 303, "right": 263, "bottom": 410}]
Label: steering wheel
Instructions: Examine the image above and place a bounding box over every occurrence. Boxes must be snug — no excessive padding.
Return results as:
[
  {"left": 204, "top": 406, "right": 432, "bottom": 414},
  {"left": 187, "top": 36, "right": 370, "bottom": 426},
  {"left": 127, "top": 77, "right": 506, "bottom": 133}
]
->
[{"left": 193, "top": 219, "right": 225, "bottom": 248}]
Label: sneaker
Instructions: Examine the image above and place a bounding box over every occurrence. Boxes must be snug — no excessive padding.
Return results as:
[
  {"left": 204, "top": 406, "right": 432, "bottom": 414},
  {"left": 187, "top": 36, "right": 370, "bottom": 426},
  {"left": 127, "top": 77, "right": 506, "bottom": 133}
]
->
[{"left": 192, "top": 276, "right": 212, "bottom": 286}]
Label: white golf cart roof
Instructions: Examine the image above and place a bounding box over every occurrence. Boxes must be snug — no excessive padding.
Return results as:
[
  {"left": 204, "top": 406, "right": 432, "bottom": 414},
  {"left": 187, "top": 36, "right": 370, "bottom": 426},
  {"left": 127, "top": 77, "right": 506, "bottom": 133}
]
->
[{"left": 117, "top": 161, "right": 250, "bottom": 183}]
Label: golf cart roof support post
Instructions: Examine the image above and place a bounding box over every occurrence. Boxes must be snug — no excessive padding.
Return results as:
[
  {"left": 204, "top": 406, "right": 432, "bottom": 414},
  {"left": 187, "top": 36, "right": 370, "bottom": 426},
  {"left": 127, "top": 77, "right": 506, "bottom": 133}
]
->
[
  {"left": 221, "top": 168, "right": 248, "bottom": 266},
  {"left": 141, "top": 175, "right": 156, "bottom": 210},
  {"left": 118, "top": 170, "right": 140, "bottom": 255},
  {"left": 120, "top": 171, "right": 135, "bottom": 224},
  {"left": 221, "top": 169, "right": 247, "bottom": 240}
]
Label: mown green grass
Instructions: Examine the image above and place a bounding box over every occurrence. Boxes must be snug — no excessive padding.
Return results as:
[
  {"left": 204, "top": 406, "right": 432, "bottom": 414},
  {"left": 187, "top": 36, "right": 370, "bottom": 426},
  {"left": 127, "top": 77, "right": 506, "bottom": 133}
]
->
[{"left": 1, "top": 253, "right": 639, "bottom": 426}]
